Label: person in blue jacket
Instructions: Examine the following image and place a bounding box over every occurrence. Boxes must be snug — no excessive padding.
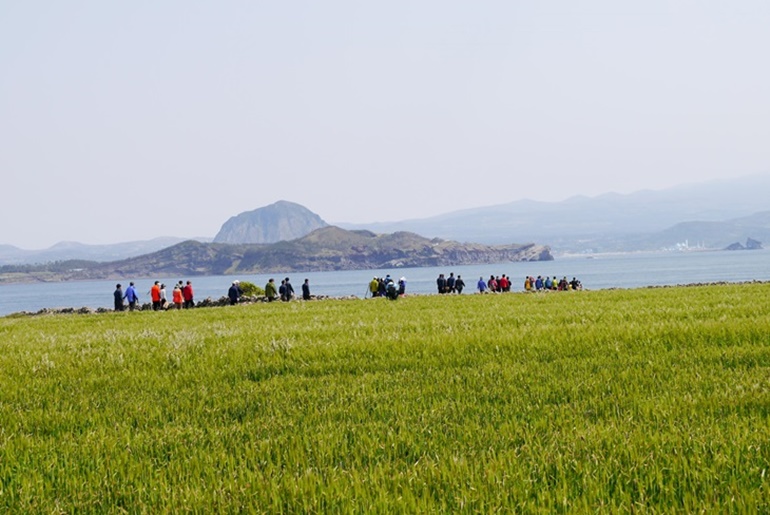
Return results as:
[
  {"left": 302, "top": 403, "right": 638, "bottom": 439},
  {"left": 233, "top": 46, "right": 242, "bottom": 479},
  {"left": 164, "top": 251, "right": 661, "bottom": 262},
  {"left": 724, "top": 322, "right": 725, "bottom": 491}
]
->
[{"left": 123, "top": 282, "right": 140, "bottom": 311}]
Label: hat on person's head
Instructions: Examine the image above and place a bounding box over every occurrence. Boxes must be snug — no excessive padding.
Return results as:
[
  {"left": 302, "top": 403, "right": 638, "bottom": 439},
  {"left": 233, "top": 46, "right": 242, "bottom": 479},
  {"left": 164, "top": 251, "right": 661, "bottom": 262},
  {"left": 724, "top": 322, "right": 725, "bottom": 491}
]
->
[{"left": 234, "top": 280, "right": 240, "bottom": 284}]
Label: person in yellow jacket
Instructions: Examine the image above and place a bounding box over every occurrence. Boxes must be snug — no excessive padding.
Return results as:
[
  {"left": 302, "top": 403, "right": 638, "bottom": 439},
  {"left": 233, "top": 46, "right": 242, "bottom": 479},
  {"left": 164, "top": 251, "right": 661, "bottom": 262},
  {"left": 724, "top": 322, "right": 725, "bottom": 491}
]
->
[{"left": 369, "top": 277, "right": 379, "bottom": 298}]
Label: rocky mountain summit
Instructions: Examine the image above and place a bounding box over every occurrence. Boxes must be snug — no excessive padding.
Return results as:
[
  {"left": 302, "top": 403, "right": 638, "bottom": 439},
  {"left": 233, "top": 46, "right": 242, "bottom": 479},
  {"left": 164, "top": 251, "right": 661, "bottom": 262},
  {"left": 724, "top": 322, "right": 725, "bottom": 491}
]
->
[{"left": 213, "top": 200, "right": 328, "bottom": 244}]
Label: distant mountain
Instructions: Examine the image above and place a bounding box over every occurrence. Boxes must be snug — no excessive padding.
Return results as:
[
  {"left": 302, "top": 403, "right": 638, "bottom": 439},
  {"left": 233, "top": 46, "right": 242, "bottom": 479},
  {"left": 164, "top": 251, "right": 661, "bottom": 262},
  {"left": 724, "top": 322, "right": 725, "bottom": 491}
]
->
[
  {"left": 0, "top": 237, "right": 208, "bottom": 266},
  {"left": 338, "top": 174, "right": 770, "bottom": 252},
  {"left": 0, "top": 227, "right": 552, "bottom": 283},
  {"left": 213, "top": 200, "right": 328, "bottom": 244}
]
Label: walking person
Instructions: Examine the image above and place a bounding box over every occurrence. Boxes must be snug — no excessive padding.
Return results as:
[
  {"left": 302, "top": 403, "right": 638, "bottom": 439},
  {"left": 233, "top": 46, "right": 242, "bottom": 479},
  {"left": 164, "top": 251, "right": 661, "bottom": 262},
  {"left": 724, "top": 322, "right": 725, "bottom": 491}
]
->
[
  {"left": 455, "top": 275, "right": 465, "bottom": 294},
  {"left": 228, "top": 280, "right": 243, "bottom": 305},
  {"left": 447, "top": 272, "right": 456, "bottom": 293},
  {"left": 282, "top": 277, "right": 295, "bottom": 301},
  {"left": 302, "top": 278, "right": 311, "bottom": 300},
  {"left": 150, "top": 281, "right": 161, "bottom": 311},
  {"left": 437, "top": 273, "right": 447, "bottom": 294},
  {"left": 265, "top": 278, "right": 278, "bottom": 301},
  {"left": 113, "top": 284, "right": 124, "bottom": 311},
  {"left": 183, "top": 280, "right": 194, "bottom": 309},
  {"left": 172, "top": 283, "right": 184, "bottom": 309},
  {"left": 123, "top": 282, "right": 140, "bottom": 311}
]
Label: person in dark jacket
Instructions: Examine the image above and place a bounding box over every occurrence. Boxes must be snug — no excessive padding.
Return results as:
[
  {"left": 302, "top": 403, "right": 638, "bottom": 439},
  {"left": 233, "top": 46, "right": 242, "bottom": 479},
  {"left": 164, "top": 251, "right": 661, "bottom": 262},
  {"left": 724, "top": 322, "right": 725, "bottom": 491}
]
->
[
  {"left": 301, "top": 279, "right": 311, "bottom": 300},
  {"left": 228, "top": 280, "right": 243, "bottom": 305},
  {"left": 437, "top": 274, "right": 447, "bottom": 294},
  {"left": 114, "top": 284, "right": 124, "bottom": 311},
  {"left": 282, "top": 277, "right": 295, "bottom": 301},
  {"left": 446, "top": 273, "right": 456, "bottom": 293},
  {"left": 455, "top": 275, "right": 465, "bottom": 294}
]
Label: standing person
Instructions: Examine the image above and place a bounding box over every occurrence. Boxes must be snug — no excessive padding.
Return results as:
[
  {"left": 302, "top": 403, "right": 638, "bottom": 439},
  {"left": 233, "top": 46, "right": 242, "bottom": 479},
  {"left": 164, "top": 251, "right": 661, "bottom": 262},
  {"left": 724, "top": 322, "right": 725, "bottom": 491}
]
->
[
  {"left": 437, "top": 273, "right": 447, "bottom": 294},
  {"left": 172, "top": 284, "right": 184, "bottom": 309},
  {"left": 488, "top": 275, "right": 498, "bottom": 293},
  {"left": 398, "top": 277, "right": 406, "bottom": 296},
  {"left": 386, "top": 279, "right": 398, "bottom": 300},
  {"left": 228, "top": 280, "right": 243, "bottom": 305},
  {"left": 183, "top": 280, "right": 194, "bottom": 309},
  {"left": 455, "top": 275, "right": 465, "bottom": 294},
  {"left": 447, "top": 272, "right": 456, "bottom": 293},
  {"left": 301, "top": 278, "right": 311, "bottom": 300},
  {"left": 150, "top": 281, "right": 162, "bottom": 311},
  {"left": 282, "top": 277, "right": 295, "bottom": 301},
  {"left": 159, "top": 283, "right": 168, "bottom": 309},
  {"left": 124, "top": 282, "right": 140, "bottom": 311},
  {"left": 265, "top": 278, "right": 278, "bottom": 301},
  {"left": 113, "top": 284, "right": 124, "bottom": 311},
  {"left": 477, "top": 276, "right": 488, "bottom": 293},
  {"left": 369, "top": 277, "right": 379, "bottom": 298}
]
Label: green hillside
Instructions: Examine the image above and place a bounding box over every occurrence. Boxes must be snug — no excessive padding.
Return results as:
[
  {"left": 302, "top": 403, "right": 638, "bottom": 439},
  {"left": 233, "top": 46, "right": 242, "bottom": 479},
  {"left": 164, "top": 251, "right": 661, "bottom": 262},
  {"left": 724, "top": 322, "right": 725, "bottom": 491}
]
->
[{"left": 1, "top": 285, "right": 770, "bottom": 511}]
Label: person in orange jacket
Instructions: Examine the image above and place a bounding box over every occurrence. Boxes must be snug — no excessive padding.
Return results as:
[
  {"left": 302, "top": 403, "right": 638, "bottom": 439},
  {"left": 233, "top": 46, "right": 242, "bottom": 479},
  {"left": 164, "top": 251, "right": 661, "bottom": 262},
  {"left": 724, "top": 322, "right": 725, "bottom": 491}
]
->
[{"left": 172, "top": 284, "right": 184, "bottom": 309}]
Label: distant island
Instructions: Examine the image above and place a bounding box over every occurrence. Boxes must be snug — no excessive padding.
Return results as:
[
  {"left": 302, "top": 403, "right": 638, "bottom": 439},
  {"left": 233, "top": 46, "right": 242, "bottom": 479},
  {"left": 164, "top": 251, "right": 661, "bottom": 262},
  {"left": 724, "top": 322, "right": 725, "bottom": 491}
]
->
[
  {"left": 724, "top": 238, "right": 763, "bottom": 251},
  {"left": 0, "top": 226, "right": 552, "bottom": 284}
]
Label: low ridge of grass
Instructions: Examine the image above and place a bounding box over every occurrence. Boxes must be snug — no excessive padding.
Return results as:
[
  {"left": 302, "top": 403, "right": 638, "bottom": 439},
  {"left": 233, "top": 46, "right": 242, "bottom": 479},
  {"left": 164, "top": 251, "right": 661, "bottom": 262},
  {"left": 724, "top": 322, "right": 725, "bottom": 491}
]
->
[{"left": 1, "top": 284, "right": 770, "bottom": 512}]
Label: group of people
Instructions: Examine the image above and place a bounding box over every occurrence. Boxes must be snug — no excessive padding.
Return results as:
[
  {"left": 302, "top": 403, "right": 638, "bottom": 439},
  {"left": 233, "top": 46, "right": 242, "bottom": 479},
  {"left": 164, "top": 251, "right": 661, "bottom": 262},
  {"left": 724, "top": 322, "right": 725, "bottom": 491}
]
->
[
  {"left": 113, "top": 280, "right": 195, "bottom": 311},
  {"left": 368, "top": 275, "right": 406, "bottom": 300},
  {"left": 476, "top": 274, "right": 513, "bottom": 293},
  {"left": 114, "top": 276, "right": 316, "bottom": 312},
  {"left": 436, "top": 273, "right": 466, "bottom": 294},
  {"left": 228, "top": 277, "right": 311, "bottom": 305},
  {"left": 113, "top": 271, "right": 583, "bottom": 312},
  {"left": 475, "top": 274, "right": 583, "bottom": 293},
  {"left": 434, "top": 272, "right": 585, "bottom": 294},
  {"left": 524, "top": 275, "right": 583, "bottom": 292}
]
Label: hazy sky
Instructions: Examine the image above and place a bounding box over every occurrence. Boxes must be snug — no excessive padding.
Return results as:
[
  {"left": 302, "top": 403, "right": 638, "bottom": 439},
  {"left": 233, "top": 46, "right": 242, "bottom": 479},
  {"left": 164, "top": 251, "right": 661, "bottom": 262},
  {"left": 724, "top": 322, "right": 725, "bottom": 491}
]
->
[{"left": 2, "top": 1, "right": 769, "bottom": 248}]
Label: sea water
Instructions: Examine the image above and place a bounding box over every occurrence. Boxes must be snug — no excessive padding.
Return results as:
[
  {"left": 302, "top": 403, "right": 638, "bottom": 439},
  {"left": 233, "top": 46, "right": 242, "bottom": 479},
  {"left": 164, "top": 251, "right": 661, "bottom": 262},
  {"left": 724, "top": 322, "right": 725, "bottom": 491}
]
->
[{"left": 0, "top": 249, "right": 768, "bottom": 316}]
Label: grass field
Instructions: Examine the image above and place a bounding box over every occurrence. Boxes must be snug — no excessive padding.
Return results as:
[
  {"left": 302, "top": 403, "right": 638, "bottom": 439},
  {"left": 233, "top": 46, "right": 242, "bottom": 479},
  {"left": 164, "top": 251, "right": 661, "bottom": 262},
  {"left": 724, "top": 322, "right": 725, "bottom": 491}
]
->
[{"left": 1, "top": 284, "right": 770, "bottom": 512}]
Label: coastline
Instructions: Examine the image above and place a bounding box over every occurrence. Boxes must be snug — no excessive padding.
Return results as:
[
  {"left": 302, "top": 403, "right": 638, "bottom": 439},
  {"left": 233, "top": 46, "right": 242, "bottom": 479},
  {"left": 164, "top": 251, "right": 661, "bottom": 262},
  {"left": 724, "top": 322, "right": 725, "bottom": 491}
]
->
[{"left": 6, "top": 279, "right": 769, "bottom": 319}]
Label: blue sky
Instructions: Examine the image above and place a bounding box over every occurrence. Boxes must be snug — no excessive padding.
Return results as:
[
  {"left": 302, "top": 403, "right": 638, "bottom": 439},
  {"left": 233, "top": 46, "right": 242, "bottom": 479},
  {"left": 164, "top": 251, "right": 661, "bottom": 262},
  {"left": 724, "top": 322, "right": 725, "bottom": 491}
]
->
[{"left": 2, "top": 1, "right": 769, "bottom": 248}]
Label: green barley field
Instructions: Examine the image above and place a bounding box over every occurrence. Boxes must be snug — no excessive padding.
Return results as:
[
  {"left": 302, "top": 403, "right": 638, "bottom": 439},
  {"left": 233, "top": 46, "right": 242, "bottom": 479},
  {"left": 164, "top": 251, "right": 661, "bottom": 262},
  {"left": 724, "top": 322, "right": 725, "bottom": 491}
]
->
[{"left": 1, "top": 284, "right": 770, "bottom": 512}]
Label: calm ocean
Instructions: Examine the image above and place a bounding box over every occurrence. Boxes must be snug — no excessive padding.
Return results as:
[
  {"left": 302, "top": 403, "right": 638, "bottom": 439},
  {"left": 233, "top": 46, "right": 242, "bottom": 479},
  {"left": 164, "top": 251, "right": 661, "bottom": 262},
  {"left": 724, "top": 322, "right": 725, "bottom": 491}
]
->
[{"left": 1, "top": 249, "right": 768, "bottom": 316}]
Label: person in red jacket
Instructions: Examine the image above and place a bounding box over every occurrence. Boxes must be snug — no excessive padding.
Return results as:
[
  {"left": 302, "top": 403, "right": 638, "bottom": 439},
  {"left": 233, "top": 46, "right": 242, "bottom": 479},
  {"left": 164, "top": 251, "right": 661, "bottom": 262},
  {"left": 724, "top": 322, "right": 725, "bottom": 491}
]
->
[
  {"left": 182, "top": 280, "right": 194, "bottom": 309},
  {"left": 150, "top": 281, "right": 162, "bottom": 311}
]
